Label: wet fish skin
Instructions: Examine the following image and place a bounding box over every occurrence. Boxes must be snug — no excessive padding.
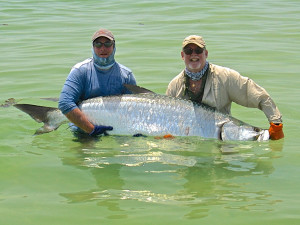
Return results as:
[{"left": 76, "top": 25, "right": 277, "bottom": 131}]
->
[{"left": 14, "top": 93, "right": 269, "bottom": 141}]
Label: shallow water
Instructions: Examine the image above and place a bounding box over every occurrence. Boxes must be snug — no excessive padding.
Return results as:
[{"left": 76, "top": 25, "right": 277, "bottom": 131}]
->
[{"left": 1, "top": 0, "right": 300, "bottom": 224}]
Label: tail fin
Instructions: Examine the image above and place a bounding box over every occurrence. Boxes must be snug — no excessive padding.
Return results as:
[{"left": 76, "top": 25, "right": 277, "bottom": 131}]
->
[{"left": 14, "top": 104, "right": 67, "bottom": 135}]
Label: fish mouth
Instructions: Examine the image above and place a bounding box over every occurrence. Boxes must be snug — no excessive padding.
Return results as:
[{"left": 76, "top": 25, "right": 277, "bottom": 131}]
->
[
  {"left": 219, "top": 122, "right": 226, "bottom": 141},
  {"left": 256, "top": 129, "right": 270, "bottom": 141}
]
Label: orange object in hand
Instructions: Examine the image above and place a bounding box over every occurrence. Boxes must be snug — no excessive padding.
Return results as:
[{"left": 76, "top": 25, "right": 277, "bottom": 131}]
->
[{"left": 269, "top": 122, "right": 284, "bottom": 140}]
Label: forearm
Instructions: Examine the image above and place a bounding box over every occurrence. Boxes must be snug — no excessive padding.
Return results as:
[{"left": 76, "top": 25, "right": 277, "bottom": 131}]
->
[
  {"left": 65, "top": 108, "right": 94, "bottom": 133},
  {"left": 259, "top": 98, "right": 282, "bottom": 124},
  {"left": 229, "top": 75, "right": 282, "bottom": 123}
]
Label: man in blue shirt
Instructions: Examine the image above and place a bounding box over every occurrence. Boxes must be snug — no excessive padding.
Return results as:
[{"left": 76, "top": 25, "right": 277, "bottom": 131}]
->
[{"left": 58, "top": 28, "right": 137, "bottom": 136}]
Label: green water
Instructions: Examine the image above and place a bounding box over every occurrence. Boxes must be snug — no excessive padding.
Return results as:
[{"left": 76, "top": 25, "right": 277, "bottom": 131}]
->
[{"left": 1, "top": 0, "right": 300, "bottom": 224}]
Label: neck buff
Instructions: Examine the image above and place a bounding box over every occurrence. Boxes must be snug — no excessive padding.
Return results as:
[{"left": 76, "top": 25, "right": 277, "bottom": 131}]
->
[
  {"left": 92, "top": 47, "right": 116, "bottom": 71},
  {"left": 185, "top": 61, "right": 209, "bottom": 81}
]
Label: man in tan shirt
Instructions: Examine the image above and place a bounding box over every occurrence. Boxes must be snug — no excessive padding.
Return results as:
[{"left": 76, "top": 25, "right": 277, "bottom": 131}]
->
[{"left": 166, "top": 35, "right": 284, "bottom": 140}]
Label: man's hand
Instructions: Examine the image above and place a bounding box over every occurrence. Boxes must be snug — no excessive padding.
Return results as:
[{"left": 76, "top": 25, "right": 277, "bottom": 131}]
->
[
  {"left": 89, "top": 125, "right": 113, "bottom": 136},
  {"left": 269, "top": 122, "right": 284, "bottom": 140}
]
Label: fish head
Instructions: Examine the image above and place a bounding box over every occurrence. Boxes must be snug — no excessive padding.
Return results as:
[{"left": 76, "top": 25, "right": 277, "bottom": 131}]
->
[{"left": 221, "top": 121, "right": 269, "bottom": 141}]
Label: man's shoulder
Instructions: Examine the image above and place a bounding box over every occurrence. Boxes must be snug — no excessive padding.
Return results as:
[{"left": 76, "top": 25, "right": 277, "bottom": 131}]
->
[
  {"left": 170, "top": 70, "right": 185, "bottom": 83},
  {"left": 209, "top": 63, "right": 241, "bottom": 79},
  {"left": 210, "top": 63, "right": 227, "bottom": 72},
  {"left": 117, "top": 63, "right": 132, "bottom": 73},
  {"left": 73, "top": 58, "right": 93, "bottom": 69}
]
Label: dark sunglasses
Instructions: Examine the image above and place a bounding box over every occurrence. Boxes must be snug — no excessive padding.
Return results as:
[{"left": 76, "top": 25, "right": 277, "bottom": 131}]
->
[
  {"left": 93, "top": 41, "right": 114, "bottom": 48},
  {"left": 183, "top": 47, "right": 204, "bottom": 55}
]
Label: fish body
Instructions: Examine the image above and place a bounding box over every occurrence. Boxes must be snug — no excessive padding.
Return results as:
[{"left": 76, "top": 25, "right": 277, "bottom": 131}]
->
[{"left": 14, "top": 91, "right": 269, "bottom": 141}]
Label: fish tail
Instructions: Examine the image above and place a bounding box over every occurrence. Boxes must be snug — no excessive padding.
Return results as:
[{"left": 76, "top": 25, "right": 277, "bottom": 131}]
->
[{"left": 14, "top": 104, "right": 66, "bottom": 135}]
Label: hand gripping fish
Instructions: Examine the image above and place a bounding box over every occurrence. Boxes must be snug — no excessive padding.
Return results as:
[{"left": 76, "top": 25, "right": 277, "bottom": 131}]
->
[{"left": 14, "top": 85, "right": 269, "bottom": 141}]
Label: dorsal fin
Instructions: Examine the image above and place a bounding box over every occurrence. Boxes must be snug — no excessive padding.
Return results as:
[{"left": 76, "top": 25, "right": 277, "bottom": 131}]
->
[{"left": 124, "top": 84, "right": 155, "bottom": 94}]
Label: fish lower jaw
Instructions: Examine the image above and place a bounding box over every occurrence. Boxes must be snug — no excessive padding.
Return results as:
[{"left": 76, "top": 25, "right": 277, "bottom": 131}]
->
[{"left": 256, "top": 130, "right": 270, "bottom": 141}]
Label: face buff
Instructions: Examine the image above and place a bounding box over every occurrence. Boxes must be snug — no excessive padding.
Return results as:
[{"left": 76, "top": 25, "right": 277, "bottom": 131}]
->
[
  {"left": 185, "top": 61, "right": 209, "bottom": 81},
  {"left": 92, "top": 47, "right": 116, "bottom": 70}
]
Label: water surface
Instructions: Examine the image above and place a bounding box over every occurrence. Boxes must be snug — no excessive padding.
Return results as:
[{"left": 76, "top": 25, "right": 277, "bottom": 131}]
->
[{"left": 1, "top": 0, "right": 300, "bottom": 224}]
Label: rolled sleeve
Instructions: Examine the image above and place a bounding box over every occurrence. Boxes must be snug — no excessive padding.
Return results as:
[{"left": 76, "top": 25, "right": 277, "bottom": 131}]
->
[{"left": 58, "top": 68, "right": 84, "bottom": 114}]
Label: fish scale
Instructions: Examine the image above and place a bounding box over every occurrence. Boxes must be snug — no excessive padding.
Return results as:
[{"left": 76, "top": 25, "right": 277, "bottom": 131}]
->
[
  {"left": 81, "top": 94, "right": 221, "bottom": 137},
  {"left": 14, "top": 92, "right": 269, "bottom": 141}
]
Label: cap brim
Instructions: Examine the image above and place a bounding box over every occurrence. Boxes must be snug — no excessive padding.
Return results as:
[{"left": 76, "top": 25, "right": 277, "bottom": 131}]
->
[
  {"left": 92, "top": 35, "right": 114, "bottom": 42},
  {"left": 183, "top": 41, "right": 205, "bottom": 49}
]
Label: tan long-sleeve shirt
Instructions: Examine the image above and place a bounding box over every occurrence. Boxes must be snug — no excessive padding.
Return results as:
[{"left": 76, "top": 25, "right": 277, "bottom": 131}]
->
[{"left": 166, "top": 63, "right": 282, "bottom": 123}]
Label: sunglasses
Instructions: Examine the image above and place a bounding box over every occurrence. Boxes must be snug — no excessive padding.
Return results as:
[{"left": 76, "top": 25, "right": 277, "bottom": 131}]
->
[
  {"left": 183, "top": 47, "right": 204, "bottom": 55},
  {"left": 93, "top": 41, "right": 114, "bottom": 48}
]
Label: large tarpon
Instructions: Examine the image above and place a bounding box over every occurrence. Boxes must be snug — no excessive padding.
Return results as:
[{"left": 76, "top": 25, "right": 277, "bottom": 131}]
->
[{"left": 14, "top": 85, "right": 269, "bottom": 141}]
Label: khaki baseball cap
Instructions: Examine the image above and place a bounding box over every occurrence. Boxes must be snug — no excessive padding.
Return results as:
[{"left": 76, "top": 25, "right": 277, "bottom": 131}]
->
[
  {"left": 92, "top": 29, "right": 115, "bottom": 42},
  {"left": 182, "top": 35, "right": 206, "bottom": 48}
]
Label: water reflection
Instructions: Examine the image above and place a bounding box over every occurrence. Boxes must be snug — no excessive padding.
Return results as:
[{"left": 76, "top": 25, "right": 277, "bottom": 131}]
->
[{"left": 58, "top": 136, "right": 282, "bottom": 219}]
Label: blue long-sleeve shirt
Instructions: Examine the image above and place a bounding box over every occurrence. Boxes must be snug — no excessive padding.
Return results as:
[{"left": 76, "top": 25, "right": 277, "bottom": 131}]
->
[{"left": 58, "top": 58, "right": 136, "bottom": 114}]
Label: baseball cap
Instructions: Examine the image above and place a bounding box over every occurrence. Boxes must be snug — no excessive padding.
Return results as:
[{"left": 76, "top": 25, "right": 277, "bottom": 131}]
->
[
  {"left": 182, "top": 35, "right": 206, "bottom": 48},
  {"left": 92, "top": 29, "right": 115, "bottom": 42}
]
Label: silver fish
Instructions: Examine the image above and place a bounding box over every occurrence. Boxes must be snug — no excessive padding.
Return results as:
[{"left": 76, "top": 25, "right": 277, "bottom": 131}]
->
[{"left": 14, "top": 85, "right": 269, "bottom": 141}]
